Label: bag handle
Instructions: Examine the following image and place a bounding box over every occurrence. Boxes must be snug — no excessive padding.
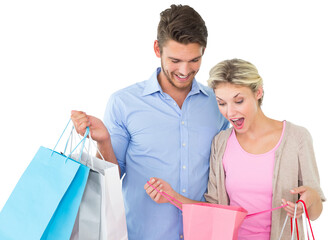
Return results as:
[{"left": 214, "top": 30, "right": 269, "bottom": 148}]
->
[
  {"left": 147, "top": 181, "right": 183, "bottom": 211},
  {"left": 294, "top": 200, "right": 315, "bottom": 240},
  {"left": 278, "top": 200, "right": 315, "bottom": 240},
  {"left": 65, "top": 127, "right": 89, "bottom": 163},
  {"left": 146, "top": 181, "right": 289, "bottom": 216},
  {"left": 147, "top": 181, "right": 285, "bottom": 213},
  {"left": 51, "top": 119, "right": 90, "bottom": 163},
  {"left": 74, "top": 130, "right": 107, "bottom": 169},
  {"left": 63, "top": 125, "right": 76, "bottom": 156},
  {"left": 245, "top": 204, "right": 288, "bottom": 218},
  {"left": 52, "top": 118, "right": 72, "bottom": 153}
]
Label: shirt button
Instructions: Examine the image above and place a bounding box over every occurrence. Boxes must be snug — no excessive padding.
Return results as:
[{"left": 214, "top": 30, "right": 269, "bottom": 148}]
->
[
  {"left": 173, "top": 102, "right": 176, "bottom": 106},
  {"left": 181, "top": 121, "right": 185, "bottom": 125},
  {"left": 182, "top": 165, "right": 186, "bottom": 169},
  {"left": 180, "top": 235, "right": 183, "bottom": 239},
  {"left": 182, "top": 143, "right": 186, "bottom": 147},
  {"left": 182, "top": 189, "right": 186, "bottom": 193}
]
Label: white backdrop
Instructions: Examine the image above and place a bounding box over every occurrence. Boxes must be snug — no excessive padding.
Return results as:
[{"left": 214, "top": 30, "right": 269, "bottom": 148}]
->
[{"left": 1, "top": 0, "right": 329, "bottom": 238}]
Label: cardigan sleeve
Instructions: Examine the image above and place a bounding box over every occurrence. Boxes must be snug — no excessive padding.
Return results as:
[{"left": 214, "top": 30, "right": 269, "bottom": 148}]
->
[
  {"left": 204, "top": 136, "right": 220, "bottom": 204},
  {"left": 298, "top": 126, "right": 326, "bottom": 201},
  {"left": 204, "top": 129, "right": 231, "bottom": 205}
]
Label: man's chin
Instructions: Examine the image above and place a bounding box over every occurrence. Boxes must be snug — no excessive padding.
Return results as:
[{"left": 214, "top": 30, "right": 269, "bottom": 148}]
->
[{"left": 172, "top": 81, "right": 193, "bottom": 91}]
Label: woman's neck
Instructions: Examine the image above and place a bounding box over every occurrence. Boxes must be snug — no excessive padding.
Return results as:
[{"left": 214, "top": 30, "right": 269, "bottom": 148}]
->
[
  {"left": 236, "top": 109, "right": 278, "bottom": 140},
  {"left": 234, "top": 109, "right": 284, "bottom": 154}
]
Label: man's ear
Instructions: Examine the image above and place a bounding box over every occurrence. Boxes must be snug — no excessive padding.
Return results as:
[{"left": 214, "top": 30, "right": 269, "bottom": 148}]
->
[
  {"left": 202, "top": 47, "right": 206, "bottom": 55},
  {"left": 154, "top": 40, "right": 161, "bottom": 58}
]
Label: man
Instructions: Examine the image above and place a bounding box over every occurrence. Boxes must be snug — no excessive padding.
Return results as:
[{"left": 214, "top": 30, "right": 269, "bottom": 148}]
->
[{"left": 72, "top": 4, "right": 228, "bottom": 239}]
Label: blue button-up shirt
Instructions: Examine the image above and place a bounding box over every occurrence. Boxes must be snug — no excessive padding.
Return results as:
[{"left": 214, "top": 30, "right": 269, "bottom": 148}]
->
[{"left": 104, "top": 68, "right": 229, "bottom": 240}]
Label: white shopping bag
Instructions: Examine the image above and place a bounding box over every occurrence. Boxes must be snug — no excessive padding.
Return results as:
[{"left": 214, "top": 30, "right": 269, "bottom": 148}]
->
[
  {"left": 102, "top": 166, "right": 128, "bottom": 240},
  {"left": 70, "top": 132, "right": 128, "bottom": 240}
]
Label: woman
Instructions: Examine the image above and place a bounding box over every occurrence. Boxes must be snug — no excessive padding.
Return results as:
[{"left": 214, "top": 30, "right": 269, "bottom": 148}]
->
[{"left": 145, "top": 59, "right": 325, "bottom": 239}]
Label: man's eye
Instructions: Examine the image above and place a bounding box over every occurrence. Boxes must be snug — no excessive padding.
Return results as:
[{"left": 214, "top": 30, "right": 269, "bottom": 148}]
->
[
  {"left": 172, "top": 60, "right": 179, "bottom": 63},
  {"left": 191, "top": 58, "right": 200, "bottom": 62}
]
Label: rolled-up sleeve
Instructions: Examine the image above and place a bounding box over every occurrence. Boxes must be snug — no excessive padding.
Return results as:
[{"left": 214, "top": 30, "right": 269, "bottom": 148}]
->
[{"left": 104, "top": 94, "right": 130, "bottom": 178}]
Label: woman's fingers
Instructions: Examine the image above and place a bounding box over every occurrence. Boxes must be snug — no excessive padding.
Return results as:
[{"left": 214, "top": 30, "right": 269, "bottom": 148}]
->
[{"left": 282, "top": 199, "right": 303, "bottom": 218}]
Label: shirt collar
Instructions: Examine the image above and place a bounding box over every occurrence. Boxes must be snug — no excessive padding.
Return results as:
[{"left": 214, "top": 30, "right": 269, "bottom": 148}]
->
[
  {"left": 190, "top": 77, "right": 209, "bottom": 97},
  {"left": 142, "top": 67, "right": 209, "bottom": 97},
  {"left": 142, "top": 68, "right": 163, "bottom": 96}
]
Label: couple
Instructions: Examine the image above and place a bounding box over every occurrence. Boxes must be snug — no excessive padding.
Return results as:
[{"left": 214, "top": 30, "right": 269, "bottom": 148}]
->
[{"left": 71, "top": 4, "right": 325, "bottom": 240}]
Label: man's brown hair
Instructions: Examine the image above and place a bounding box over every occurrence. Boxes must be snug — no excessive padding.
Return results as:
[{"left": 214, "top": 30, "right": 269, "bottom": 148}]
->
[{"left": 157, "top": 4, "right": 208, "bottom": 53}]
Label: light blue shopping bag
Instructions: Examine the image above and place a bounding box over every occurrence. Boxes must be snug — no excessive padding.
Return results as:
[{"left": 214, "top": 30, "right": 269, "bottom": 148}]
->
[{"left": 0, "top": 121, "right": 90, "bottom": 240}]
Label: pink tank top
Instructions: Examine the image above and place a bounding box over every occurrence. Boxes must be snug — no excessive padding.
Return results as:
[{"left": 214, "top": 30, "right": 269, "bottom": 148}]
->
[{"left": 223, "top": 121, "right": 286, "bottom": 240}]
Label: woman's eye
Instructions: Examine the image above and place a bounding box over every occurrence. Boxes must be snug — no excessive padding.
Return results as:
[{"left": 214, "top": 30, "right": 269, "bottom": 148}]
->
[{"left": 236, "top": 100, "right": 243, "bottom": 104}]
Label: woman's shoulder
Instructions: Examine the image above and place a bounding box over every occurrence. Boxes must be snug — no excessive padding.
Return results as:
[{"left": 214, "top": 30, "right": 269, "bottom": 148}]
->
[
  {"left": 285, "top": 121, "right": 312, "bottom": 140},
  {"left": 213, "top": 127, "right": 233, "bottom": 143}
]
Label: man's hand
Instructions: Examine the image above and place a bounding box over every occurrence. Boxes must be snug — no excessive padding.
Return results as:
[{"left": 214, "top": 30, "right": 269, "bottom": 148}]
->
[
  {"left": 144, "top": 177, "right": 177, "bottom": 204},
  {"left": 71, "top": 110, "right": 110, "bottom": 144}
]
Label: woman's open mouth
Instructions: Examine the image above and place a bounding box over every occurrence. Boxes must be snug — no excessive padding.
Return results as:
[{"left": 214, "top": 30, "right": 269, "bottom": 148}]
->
[{"left": 231, "top": 118, "right": 244, "bottom": 129}]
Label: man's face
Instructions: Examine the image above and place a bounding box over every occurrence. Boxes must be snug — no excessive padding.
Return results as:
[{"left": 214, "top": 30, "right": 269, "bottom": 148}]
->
[{"left": 154, "top": 40, "right": 204, "bottom": 93}]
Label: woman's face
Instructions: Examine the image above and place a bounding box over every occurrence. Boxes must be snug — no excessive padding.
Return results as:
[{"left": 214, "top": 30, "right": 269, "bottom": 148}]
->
[{"left": 214, "top": 83, "right": 263, "bottom": 133}]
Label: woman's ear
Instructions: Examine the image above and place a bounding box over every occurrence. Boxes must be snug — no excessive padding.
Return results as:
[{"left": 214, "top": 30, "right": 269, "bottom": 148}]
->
[{"left": 256, "top": 86, "right": 264, "bottom": 100}]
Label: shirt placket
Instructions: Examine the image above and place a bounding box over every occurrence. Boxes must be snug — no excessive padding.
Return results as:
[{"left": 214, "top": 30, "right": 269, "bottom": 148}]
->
[
  {"left": 179, "top": 113, "right": 189, "bottom": 197},
  {"left": 162, "top": 92, "right": 192, "bottom": 240},
  {"left": 179, "top": 96, "right": 190, "bottom": 240},
  {"left": 168, "top": 96, "right": 190, "bottom": 198}
]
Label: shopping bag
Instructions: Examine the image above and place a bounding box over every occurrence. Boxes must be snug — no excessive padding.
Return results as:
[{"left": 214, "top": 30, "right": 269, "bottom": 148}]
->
[
  {"left": 278, "top": 200, "right": 315, "bottom": 240},
  {"left": 147, "top": 181, "right": 288, "bottom": 240},
  {"left": 182, "top": 202, "right": 247, "bottom": 240},
  {"left": 70, "top": 150, "right": 128, "bottom": 240},
  {"left": 0, "top": 122, "right": 90, "bottom": 240},
  {"left": 70, "top": 164, "right": 102, "bottom": 240},
  {"left": 103, "top": 163, "right": 128, "bottom": 240},
  {"left": 147, "top": 182, "right": 247, "bottom": 240}
]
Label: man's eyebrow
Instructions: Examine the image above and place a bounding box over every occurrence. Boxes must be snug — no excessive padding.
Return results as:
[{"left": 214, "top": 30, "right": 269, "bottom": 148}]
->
[
  {"left": 168, "top": 56, "right": 202, "bottom": 61},
  {"left": 190, "top": 55, "right": 202, "bottom": 61}
]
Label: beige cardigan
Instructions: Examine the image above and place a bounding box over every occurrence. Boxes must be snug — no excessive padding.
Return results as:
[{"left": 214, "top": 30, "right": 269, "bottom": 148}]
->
[{"left": 204, "top": 121, "right": 326, "bottom": 240}]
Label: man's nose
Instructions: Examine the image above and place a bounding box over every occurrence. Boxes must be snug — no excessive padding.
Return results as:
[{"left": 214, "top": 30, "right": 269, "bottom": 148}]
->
[{"left": 178, "top": 62, "right": 190, "bottom": 76}]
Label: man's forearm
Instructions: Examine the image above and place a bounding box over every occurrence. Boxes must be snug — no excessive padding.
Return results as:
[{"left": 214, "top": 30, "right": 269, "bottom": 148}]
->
[{"left": 96, "top": 137, "right": 121, "bottom": 177}]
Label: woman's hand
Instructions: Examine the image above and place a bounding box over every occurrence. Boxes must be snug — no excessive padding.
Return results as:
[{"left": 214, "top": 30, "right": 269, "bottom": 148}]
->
[
  {"left": 282, "top": 186, "right": 322, "bottom": 220},
  {"left": 144, "top": 177, "right": 177, "bottom": 204}
]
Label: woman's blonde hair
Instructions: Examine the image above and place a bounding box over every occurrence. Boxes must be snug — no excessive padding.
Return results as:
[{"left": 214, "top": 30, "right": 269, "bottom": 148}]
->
[{"left": 207, "top": 59, "right": 264, "bottom": 106}]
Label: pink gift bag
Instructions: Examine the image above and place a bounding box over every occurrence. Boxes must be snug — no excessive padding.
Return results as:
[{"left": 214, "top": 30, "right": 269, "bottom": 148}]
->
[
  {"left": 182, "top": 202, "right": 247, "bottom": 240},
  {"left": 147, "top": 182, "right": 287, "bottom": 240},
  {"left": 147, "top": 182, "right": 246, "bottom": 240}
]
